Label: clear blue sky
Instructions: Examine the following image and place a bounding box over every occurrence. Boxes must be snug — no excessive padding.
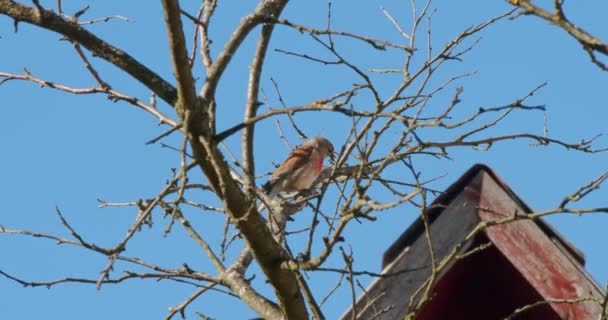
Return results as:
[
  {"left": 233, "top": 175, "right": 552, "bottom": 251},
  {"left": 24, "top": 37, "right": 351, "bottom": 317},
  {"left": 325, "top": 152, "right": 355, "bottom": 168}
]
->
[{"left": 1, "top": 1, "right": 607, "bottom": 319}]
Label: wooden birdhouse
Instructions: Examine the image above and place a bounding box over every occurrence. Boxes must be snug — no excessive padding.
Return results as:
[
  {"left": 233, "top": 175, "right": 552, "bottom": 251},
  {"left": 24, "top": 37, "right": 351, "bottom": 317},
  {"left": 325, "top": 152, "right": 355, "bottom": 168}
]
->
[{"left": 341, "top": 164, "right": 606, "bottom": 320}]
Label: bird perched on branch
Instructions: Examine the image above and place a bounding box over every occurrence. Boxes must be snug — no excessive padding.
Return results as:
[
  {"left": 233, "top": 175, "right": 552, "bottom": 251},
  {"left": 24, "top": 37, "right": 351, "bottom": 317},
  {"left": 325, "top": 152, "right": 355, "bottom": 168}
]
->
[{"left": 261, "top": 136, "right": 335, "bottom": 198}]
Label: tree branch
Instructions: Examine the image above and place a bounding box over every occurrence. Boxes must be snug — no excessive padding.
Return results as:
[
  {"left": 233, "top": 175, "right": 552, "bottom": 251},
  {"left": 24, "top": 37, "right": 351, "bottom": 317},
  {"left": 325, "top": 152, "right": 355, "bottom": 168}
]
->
[
  {"left": 242, "top": 22, "right": 276, "bottom": 194},
  {"left": 199, "top": 0, "right": 288, "bottom": 134},
  {"left": 0, "top": 0, "right": 178, "bottom": 105},
  {"left": 161, "top": 1, "right": 307, "bottom": 319},
  {"left": 507, "top": 0, "right": 608, "bottom": 71}
]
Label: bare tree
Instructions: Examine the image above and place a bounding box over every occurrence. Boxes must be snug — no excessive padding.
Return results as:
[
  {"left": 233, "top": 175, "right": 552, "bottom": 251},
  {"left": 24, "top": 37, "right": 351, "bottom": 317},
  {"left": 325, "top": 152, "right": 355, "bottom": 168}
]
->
[{"left": 1, "top": 1, "right": 606, "bottom": 319}]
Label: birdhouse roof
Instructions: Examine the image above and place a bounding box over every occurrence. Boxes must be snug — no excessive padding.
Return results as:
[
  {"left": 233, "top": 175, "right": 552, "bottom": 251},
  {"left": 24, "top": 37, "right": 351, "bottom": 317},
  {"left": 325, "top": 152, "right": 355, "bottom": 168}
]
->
[
  {"left": 341, "top": 164, "right": 605, "bottom": 320},
  {"left": 382, "top": 164, "right": 584, "bottom": 268}
]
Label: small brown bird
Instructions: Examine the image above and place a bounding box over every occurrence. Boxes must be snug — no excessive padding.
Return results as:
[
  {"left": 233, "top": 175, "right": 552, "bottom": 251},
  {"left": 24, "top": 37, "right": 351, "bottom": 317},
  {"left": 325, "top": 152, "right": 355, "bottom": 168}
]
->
[{"left": 262, "top": 136, "right": 335, "bottom": 197}]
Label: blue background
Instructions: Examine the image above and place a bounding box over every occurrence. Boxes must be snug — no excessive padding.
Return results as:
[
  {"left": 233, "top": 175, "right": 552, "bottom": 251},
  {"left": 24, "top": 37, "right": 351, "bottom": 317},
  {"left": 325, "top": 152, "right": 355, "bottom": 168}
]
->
[{"left": 1, "top": 1, "right": 607, "bottom": 319}]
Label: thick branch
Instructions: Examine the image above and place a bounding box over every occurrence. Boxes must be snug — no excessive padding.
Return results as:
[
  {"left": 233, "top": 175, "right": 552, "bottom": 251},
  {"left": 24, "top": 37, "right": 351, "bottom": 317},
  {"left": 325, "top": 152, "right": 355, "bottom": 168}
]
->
[
  {"left": 161, "top": 0, "right": 199, "bottom": 118},
  {"left": 507, "top": 0, "right": 608, "bottom": 70},
  {"left": 199, "top": 0, "right": 288, "bottom": 134},
  {"left": 161, "top": 1, "right": 307, "bottom": 319},
  {"left": 0, "top": 0, "right": 178, "bottom": 105},
  {"left": 242, "top": 22, "right": 276, "bottom": 193}
]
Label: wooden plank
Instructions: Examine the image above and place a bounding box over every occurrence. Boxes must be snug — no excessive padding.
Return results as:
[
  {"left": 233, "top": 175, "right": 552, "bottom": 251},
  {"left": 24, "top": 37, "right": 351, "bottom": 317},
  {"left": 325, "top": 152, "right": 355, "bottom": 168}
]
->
[
  {"left": 478, "top": 171, "right": 604, "bottom": 319},
  {"left": 340, "top": 173, "right": 483, "bottom": 319}
]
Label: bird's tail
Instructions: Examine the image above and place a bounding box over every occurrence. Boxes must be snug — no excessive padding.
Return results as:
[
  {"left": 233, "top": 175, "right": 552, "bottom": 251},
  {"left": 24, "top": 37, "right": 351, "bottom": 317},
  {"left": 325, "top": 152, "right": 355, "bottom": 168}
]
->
[
  {"left": 261, "top": 181, "right": 272, "bottom": 195},
  {"left": 261, "top": 180, "right": 280, "bottom": 199},
  {"left": 258, "top": 181, "right": 277, "bottom": 214}
]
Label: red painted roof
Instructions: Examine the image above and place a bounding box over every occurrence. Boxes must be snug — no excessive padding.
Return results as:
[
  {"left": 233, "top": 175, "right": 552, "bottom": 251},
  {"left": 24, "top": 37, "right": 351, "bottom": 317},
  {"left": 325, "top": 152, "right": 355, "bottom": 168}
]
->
[
  {"left": 382, "top": 164, "right": 584, "bottom": 268},
  {"left": 379, "top": 164, "right": 603, "bottom": 319},
  {"left": 342, "top": 164, "right": 605, "bottom": 319}
]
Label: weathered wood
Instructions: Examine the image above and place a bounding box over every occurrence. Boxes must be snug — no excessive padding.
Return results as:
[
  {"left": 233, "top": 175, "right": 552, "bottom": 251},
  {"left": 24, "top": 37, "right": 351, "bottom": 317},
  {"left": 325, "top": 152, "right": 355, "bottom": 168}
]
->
[
  {"left": 479, "top": 171, "right": 604, "bottom": 319},
  {"left": 341, "top": 165, "right": 606, "bottom": 320},
  {"left": 340, "top": 173, "right": 483, "bottom": 320}
]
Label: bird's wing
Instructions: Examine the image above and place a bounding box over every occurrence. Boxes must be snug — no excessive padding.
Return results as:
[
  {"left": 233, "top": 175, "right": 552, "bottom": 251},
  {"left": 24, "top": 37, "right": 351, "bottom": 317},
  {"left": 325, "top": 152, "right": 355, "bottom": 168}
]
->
[{"left": 262, "top": 144, "right": 314, "bottom": 194}]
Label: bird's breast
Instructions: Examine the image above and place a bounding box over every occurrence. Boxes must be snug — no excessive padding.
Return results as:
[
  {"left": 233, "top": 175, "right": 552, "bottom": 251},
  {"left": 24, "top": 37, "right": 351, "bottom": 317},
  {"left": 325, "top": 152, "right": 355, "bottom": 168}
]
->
[{"left": 312, "top": 157, "right": 323, "bottom": 174}]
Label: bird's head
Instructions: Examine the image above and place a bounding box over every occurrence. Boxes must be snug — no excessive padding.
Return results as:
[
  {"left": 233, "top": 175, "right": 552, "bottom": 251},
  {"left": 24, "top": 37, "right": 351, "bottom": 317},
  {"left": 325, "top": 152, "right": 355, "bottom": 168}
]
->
[{"left": 310, "top": 136, "right": 335, "bottom": 161}]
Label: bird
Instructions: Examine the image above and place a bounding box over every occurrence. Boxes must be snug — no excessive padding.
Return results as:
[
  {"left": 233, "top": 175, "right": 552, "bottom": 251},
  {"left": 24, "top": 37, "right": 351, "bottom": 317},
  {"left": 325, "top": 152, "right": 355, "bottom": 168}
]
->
[{"left": 261, "top": 136, "right": 335, "bottom": 198}]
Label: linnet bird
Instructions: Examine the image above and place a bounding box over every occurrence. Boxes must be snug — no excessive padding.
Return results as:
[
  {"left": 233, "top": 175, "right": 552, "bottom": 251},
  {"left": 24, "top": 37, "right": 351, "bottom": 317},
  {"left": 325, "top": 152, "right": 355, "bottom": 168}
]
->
[{"left": 261, "top": 136, "right": 335, "bottom": 198}]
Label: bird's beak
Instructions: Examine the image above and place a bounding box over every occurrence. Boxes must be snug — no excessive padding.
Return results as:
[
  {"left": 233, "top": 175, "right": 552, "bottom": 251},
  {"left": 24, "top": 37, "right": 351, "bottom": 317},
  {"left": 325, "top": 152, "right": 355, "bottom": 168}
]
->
[{"left": 329, "top": 151, "right": 336, "bottom": 162}]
